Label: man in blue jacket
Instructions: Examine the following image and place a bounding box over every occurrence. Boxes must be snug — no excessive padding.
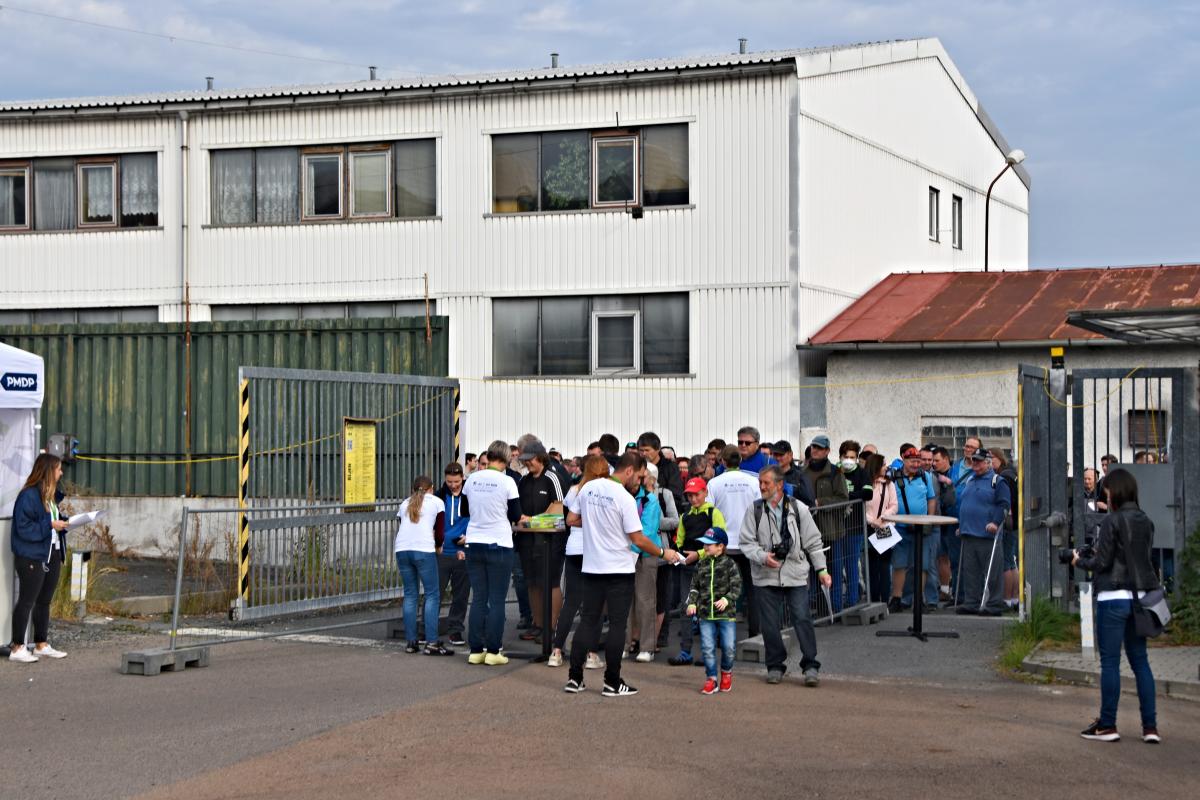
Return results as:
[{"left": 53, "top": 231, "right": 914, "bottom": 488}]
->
[
  {"left": 432, "top": 461, "right": 471, "bottom": 645},
  {"left": 955, "top": 449, "right": 1012, "bottom": 616}
]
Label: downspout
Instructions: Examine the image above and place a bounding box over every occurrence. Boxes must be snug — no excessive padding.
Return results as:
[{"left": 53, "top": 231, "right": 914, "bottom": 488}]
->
[{"left": 178, "top": 110, "right": 193, "bottom": 495}]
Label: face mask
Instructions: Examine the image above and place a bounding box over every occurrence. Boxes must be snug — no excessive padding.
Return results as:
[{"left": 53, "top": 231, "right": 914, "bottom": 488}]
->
[{"left": 841, "top": 459, "right": 858, "bottom": 471}]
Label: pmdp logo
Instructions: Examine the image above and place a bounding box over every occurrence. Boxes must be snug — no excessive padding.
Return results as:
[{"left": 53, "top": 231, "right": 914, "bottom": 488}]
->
[{"left": 1, "top": 372, "right": 38, "bottom": 392}]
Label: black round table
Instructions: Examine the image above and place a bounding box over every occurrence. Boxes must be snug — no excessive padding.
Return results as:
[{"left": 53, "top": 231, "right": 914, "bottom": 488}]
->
[{"left": 875, "top": 513, "right": 960, "bottom": 642}]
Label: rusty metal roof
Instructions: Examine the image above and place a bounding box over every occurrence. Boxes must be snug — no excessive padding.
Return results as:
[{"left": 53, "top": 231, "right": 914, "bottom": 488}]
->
[{"left": 808, "top": 265, "right": 1200, "bottom": 347}]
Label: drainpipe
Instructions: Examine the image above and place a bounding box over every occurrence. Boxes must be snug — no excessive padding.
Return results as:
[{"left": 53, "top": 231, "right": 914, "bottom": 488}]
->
[{"left": 178, "top": 110, "right": 193, "bottom": 495}]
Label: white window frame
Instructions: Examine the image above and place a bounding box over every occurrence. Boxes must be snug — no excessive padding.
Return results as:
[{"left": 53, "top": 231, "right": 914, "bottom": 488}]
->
[
  {"left": 928, "top": 186, "right": 940, "bottom": 242},
  {"left": 0, "top": 163, "right": 31, "bottom": 231},
  {"left": 951, "top": 194, "right": 963, "bottom": 250},
  {"left": 591, "top": 135, "right": 640, "bottom": 208},
  {"left": 348, "top": 146, "right": 393, "bottom": 218},
  {"left": 590, "top": 310, "right": 641, "bottom": 375},
  {"left": 76, "top": 160, "right": 118, "bottom": 228},
  {"left": 301, "top": 149, "right": 345, "bottom": 221}
]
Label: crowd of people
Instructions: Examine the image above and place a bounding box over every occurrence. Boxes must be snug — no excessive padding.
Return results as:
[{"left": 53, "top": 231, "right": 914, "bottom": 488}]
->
[{"left": 387, "top": 425, "right": 1032, "bottom": 696}]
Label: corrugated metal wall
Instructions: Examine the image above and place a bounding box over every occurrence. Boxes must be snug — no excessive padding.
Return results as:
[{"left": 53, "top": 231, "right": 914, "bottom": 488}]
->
[{"left": 0, "top": 318, "right": 448, "bottom": 497}]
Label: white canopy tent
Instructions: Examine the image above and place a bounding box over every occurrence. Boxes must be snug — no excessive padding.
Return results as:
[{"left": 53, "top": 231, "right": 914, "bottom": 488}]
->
[{"left": 1, "top": 341, "right": 44, "bottom": 647}]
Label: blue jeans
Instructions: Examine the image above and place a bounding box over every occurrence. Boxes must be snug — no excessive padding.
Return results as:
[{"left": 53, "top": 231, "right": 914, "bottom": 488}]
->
[
  {"left": 830, "top": 534, "right": 863, "bottom": 612},
  {"left": 897, "top": 527, "right": 940, "bottom": 607},
  {"left": 466, "top": 545, "right": 514, "bottom": 654},
  {"left": 1097, "top": 599, "right": 1156, "bottom": 728},
  {"left": 394, "top": 551, "right": 440, "bottom": 643},
  {"left": 698, "top": 618, "right": 736, "bottom": 678}
]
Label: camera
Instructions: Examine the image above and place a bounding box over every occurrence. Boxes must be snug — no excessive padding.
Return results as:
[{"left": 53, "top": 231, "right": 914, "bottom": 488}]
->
[
  {"left": 771, "top": 539, "right": 792, "bottom": 561},
  {"left": 885, "top": 467, "right": 905, "bottom": 483},
  {"left": 1058, "top": 542, "right": 1094, "bottom": 565}
]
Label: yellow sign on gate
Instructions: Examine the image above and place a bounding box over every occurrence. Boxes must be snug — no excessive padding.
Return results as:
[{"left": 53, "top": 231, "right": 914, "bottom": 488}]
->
[{"left": 343, "top": 417, "right": 377, "bottom": 510}]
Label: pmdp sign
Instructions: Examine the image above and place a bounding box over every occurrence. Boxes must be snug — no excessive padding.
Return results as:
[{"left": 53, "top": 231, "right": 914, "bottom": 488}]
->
[{"left": 1, "top": 372, "right": 38, "bottom": 392}]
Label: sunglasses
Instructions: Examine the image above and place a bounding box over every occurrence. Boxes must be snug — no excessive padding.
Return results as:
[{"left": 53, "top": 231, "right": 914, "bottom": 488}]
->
[{"left": 737, "top": 440, "right": 757, "bottom": 446}]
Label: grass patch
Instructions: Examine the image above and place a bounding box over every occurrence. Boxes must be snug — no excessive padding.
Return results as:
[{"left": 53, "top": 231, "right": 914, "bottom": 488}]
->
[
  {"left": 1162, "top": 523, "right": 1200, "bottom": 645},
  {"left": 999, "top": 596, "right": 1077, "bottom": 671}
]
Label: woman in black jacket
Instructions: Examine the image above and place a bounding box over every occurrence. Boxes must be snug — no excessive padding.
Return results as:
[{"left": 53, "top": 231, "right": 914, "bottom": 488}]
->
[
  {"left": 9, "top": 453, "right": 70, "bottom": 663},
  {"left": 1072, "top": 468, "right": 1159, "bottom": 743}
]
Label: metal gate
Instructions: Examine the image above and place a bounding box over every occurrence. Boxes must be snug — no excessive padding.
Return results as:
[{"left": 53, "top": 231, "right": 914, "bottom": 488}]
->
[
  {"left": 1017, "top": 364, "right": 1069, "bottom": 611},
  {"left": 232, "top": 368, "right": 458, "bottom": 620}
]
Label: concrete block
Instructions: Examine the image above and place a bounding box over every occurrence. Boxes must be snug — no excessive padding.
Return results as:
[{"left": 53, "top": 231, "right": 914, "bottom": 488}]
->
[
  {"left": 842, "top": 602, "right": 889, "bottom": 626},
  {"left": 120, "top": 646, "right": 210, "bottom": 676},
  {"left": 736, "top": 630, "right": 797, "bottom": 663}
]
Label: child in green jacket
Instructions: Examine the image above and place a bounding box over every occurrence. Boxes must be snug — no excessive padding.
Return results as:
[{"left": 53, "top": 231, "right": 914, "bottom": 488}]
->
[{"left": 686, "top": 527, "right": 742, "bottom": 695}]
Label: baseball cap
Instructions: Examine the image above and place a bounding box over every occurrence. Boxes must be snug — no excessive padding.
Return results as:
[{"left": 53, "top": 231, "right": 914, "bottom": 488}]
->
[
  {"left": 811, "top": 435, "right": 831, "bottom": 450},
  {"left": 684, "top": 477, "right": 708, "bottom": 494},
  {"left": 625, "top": 441, "right": 637, "bottom": 450},
  {"left": 901, "top": 446, "right": 921, "bottom": 460},
  {"left": 697, "top": 527, "right": 729, "bottom": 546},
  {"left": 517, "top": 440, "right": 547, "bottom": 461},
  {"left": 770, "top": 439, "right": 793, "bottom": 455},
  {"left": 971, "top": 448, "right": 992, "bottom": 461}
]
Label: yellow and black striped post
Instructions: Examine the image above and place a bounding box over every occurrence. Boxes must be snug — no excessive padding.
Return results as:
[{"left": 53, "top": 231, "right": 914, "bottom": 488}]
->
[
  {"left": 237, "top": 378, "right": 251, "bottom": 605},
  {"left": 453, "top": 386, "right": 461, "bottom": 462}
]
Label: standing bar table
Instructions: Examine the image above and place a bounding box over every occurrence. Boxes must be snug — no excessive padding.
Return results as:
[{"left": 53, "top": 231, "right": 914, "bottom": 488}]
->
[
  {"left": 512, "top": 522, "right": 566, "bottom": 662},
  {"left": 875, "top": 513, "right": 960, "bottom": 642}
]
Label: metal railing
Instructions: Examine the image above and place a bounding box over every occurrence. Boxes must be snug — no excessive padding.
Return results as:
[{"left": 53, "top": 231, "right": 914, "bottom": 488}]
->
[
  {"left": 807, "top": 499, "right": 870, "bottom": 624},
  {"left": 170, "top": 501, "right": 405, "bottom": 625}
]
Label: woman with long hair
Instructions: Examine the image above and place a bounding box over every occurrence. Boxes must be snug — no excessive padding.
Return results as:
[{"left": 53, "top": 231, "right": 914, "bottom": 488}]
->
[
  {"left": 991, "top": 449, "right": 1020, "bottom": 609},
  {"left": 394, "top": 475, "right": 452, "bottom": 655},
  {"left": 862, "top": 453, "right": 897, "bottom": 604},
  {"left": 1073, "top": 469, "right": 1159, "bottom": 742},
  {"left": 9, "top": 453, "right": 70, "bottom": 663},
  {"left": 547, "top": 454, "right": 609, "bottom": 668}
]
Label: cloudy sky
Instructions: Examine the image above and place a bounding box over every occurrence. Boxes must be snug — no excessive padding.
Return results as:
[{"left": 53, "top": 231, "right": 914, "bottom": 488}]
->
[{"left": 4, "top": 0, "right": 1198, "bottom": 268}]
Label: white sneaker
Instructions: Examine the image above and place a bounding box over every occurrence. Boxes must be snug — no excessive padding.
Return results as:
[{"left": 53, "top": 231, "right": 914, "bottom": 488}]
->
[
  {"left": 9, "top": 646, "right": 38, "bottom": 663},
  {"left": 33, "top": 644, "right": 67, "bottom": 659},
  {"left": 584, "top": 652, "right": 603, "bottom": 670},
  {"left": 635, "top": 650, "right": 654, "bottom": 663},
  {"left": 546, "top": 650, "right": 563, "bottom": 667}
]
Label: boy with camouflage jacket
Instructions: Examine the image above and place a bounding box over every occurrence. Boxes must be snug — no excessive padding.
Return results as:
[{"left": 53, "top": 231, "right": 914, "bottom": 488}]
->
[{"left": 685, "top": 528, "right": 743, "bottom": 694}]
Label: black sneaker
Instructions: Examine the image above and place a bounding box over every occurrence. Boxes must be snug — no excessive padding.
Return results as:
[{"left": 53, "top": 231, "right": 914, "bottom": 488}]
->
[
  {"left": 955, "top": 607, "right": 978, "bottom": 615},
  {"left": 1142, "top": 726, "right": 1161, "bottom": 744},
  {"left": 404, "top": 641, "right": 420, "bottom": 654},
  {"left": 1080, "top": 719, "right": 1120, "bottom": 742},
  {"left": 887, "top": 597, "right": 904, "bottom": 613},
  {"left": 448, "top": 634, "right": 466, "bottom": 646},
  {"left": 424, "top": 641, "right": 455, "bottom": 656},
  {"left": 668, "top": 652, "right": 693, "bottom": 667},
  {"left": 602, "top": 680, "right": 638, "bottom": 697},
  {"left": 922, "top": 603, "right": 938, "bottom": 614},
  {"left": 563, "top": 678, "right": 586, "bottom": 693},
  {"left": 517, "top": 617, "right": 533, "bottom": 630}
]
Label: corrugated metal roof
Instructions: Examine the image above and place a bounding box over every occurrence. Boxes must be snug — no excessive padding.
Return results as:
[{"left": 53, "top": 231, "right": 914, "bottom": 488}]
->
[
  {"left": 808, "top": 265, "right": 1200, "bottom": 346},
  {"left": 0, "top": 42, "right": 903, "bottom": 112}
]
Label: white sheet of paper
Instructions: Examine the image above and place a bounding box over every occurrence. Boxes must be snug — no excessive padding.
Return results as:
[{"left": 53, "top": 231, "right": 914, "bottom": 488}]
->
[
  {"left": 66, "top": 510, "right": 107, "bottom": 531},
  {"left": 868, "top": 527, "right": 901, "bottom": 554}
]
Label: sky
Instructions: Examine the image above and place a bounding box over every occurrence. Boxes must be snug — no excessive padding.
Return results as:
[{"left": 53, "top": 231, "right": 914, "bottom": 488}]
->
[{"left": 2, "top": 0, "right": 1198, "bottom": 269}]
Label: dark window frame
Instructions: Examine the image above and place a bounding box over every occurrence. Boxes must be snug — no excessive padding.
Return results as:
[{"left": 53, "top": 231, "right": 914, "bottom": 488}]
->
[
  {"left": 76, "top": 157, "right": 120, "bottom": 229},
  {"left": 951, "top": 194, "right": 963, "bottom": 250},
  {"left": 0, "top": 160, "right": 32, "bottom": 231},
  {"left": 928, "top": 186, "right": 940, "bottom": 242},
  {"left": 0, "top": 154, "right": 159, "bottom": 234}
]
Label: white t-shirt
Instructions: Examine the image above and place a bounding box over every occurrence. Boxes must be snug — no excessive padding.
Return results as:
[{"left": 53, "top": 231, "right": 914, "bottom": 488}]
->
[
  {"left": 707, "top": 468, "right": 760, "bottom": 550},
  {"left": 393, "top": 493, "right": 445, "bottom": 553},
  {"left": 577, "top": 477, "right": 643, "bottom": 575},
  {"left": 564, "top": 485, "right": 584, "bottom": 556},
  {"left": 462, "top": 468, "right": 520, "bottom": 548}
]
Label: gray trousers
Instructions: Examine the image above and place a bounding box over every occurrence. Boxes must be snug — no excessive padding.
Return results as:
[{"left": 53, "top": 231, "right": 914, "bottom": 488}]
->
[{"left": 960, "top": 535, "right": 1006, "bottom": 613}]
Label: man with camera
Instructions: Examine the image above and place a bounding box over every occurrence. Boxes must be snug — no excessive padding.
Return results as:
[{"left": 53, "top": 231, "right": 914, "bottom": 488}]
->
[
  {"left": 739, "top": 465, "right": 832, "bottom": 686},
  {"left": 955, "top": 449, "right": 1011, "bottom": 616}
]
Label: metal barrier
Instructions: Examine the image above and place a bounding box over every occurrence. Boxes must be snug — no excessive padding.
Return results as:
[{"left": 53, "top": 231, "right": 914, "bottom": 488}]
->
[
  {"left": 807, "top": 499, "right": 870, "bottom": 623},
  {"left": 172, "top": 501, "right": 406, "bottom": 622}
]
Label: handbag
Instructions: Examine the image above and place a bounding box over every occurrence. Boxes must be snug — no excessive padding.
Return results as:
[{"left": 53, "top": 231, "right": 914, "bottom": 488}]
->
[{"left": 1117, "top": 514, "right": 1171, "bottom": 638}]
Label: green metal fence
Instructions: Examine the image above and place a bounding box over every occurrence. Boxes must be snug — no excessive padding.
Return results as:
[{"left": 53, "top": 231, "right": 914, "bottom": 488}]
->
[{"left": 0, "top": 317, "right": 448, "bottom": 497}]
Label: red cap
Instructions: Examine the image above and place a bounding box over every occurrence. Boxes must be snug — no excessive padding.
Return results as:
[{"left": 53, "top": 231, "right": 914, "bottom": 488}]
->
[
  {"left": 901, "top": 447, "right": 921, "bottom": 460},
  {"left": 684, "top": 477, "right": 707, "bottom": 494}
]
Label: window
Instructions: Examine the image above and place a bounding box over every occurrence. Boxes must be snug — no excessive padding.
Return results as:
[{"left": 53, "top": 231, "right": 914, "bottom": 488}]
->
[
  {"left": 77, "top": 161, "right": 117, "bottom": 227},
  {"left": 0, "top": 164, "right": 30, "bottom": 230},
  {"left": 928, "top": 186, "right": 940, "bottom": 242},
  {"left": 120, "top": 153, "right": 158, "bottom": 227},
  {"left": 302, "top": 151, "right": 343, "bottom": 220},
  {"left": 34, "top": 159, "right": 75, "bottom": 230},
  {"left": 491, "top": 293, "right": 689, "bottom": 377},
  {"left": 212, "top": 140, "right": 435, "bottom": 225},
  {"left": 951, "top": 194, "right": 963, "bottom": 250},
  {"left": 592, "top": 136, "right": 639, "bottom": 207},
  {"left": 920, "top": 422, "right": 1013, "bottom": 463},
  {"left": 350, "top": 147, "right": 391, "bottom": 217},
  {"left": 1127, "top": 410, "right": 1167, "bottom": 450},
  {"left": 211, "top": 300, "right": 429, "bottom": 321},
  {"left": 491, "top": 123, "right": 688, "bottom": 213}
]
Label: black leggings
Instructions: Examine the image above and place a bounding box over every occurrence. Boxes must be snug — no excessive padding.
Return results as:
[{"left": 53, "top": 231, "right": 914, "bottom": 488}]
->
[
  {"left": 552, "top": 555, "right": 584, "bottom": 651},
  {"left": 11, "top": 555, "right": 61, "bottom": 646}
]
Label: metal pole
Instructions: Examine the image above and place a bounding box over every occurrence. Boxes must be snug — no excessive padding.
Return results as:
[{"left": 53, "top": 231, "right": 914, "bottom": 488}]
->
[
  {"left": 983, "top": 162, "right": 1013, "bottom": 273},
  {"left": 169, "top": 506, "right": 190, "bottom": 652}
]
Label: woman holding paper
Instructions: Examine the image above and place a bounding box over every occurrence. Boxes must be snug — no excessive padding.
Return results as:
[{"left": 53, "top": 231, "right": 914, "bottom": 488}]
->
[
  {"left": 863, "top": 453, "right": 897, "bottom": 604},
  {"left": 8, "top": 453, "right": 69, "bottom": 663}
]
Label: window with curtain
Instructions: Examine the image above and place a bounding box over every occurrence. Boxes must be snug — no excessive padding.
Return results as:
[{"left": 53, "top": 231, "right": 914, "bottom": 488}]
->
[
  {"left": 34, "top": 159, "right": 75, "bottom": 230},
  {"left": 78, "top": 163, "right": 116, "bottom": 226},
  {"left": 394, "top": 139, "right": 436, "bottom": 217},
  {"left": 350, "top": 149, "right": 390, "bottom": 217},
  {"left": 120, "top": 153, "right": 158, "bottom": 227},
  {"left": 212, "top": 149, "right": 254, "bottom": 225},
  {"left": 0, "top": 166, "right": 29, "bottom": 229},
  {"left": 642, "top": 124, "right": 688, "bottom": 206},
  {"left": 492, "top": 134, "right": 539, "bottom": 213},
  {"left": 255, "top": 147, "right": 298, "bottom": 223}
]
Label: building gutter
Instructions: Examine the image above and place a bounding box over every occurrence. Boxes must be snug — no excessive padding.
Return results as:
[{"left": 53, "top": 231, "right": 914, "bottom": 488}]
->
[
  {"left": 178, "top": 110, "right": 193, "bottom": 494},
  {"left": 795, "top": 338, "right": 1139, "bottom": 352}
]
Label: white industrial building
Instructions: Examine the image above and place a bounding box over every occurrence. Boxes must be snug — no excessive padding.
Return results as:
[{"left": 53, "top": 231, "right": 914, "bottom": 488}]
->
[{"left": 0, "top": 38, "right": 1029, "bottom": 457}]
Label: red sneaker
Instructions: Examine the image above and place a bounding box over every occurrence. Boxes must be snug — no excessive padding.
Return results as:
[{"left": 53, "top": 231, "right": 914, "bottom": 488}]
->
[
  {"left": 719, "top": 671, "right": 732, "bottom": 692},
  {"left": 701, "top": 677, "right": 718, "bottom": 695}
]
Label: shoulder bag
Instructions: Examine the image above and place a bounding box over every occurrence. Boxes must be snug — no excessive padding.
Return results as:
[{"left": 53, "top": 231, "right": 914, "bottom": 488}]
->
[{"left": 1117, "top": 514, "right": 1171, "bottom": 638}]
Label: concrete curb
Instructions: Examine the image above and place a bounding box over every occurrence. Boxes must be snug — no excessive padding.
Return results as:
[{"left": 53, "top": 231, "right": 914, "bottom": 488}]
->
[{"left": 1020, "top": 647, "right": 1200, "bottom": 703}]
